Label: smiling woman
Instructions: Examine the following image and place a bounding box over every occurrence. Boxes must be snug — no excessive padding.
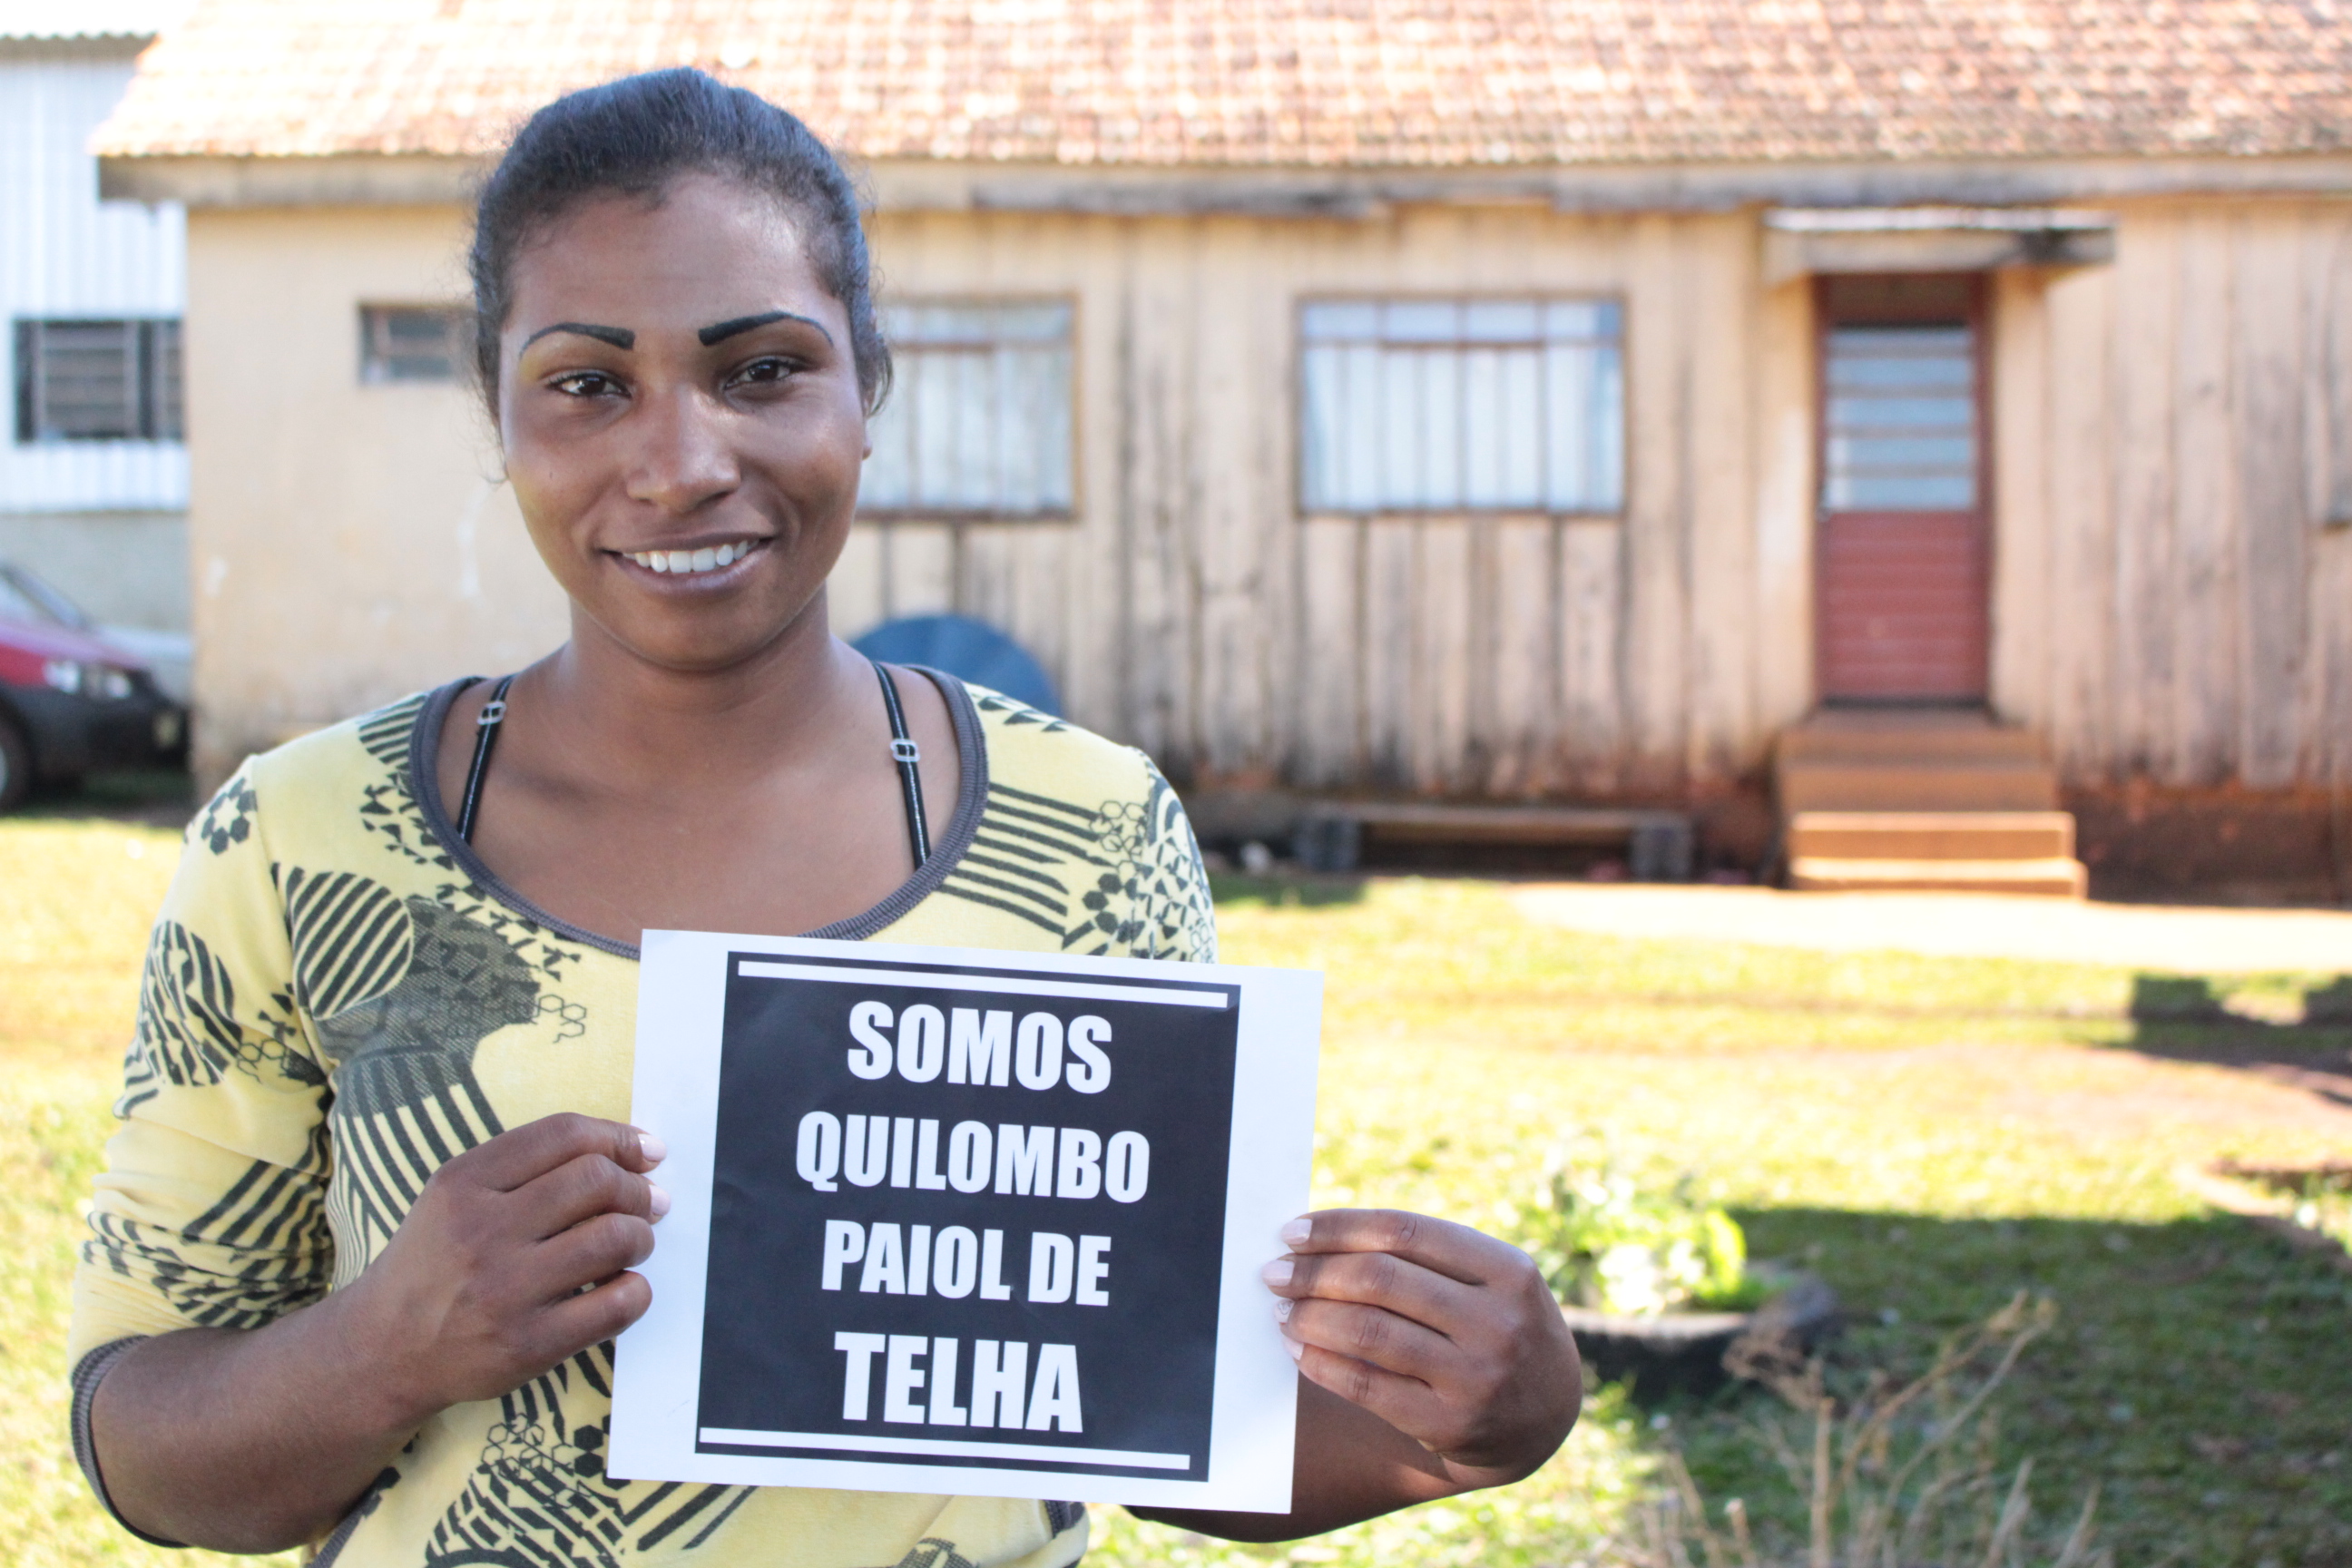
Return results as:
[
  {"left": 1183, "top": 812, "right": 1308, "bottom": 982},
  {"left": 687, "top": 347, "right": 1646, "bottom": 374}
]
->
[{"left": 64, "top": 68, "right": 1579, "bottom": 1568}]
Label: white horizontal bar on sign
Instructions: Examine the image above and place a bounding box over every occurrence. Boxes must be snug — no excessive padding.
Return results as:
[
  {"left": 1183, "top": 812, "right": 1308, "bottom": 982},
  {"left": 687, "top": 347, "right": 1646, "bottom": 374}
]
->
[
  {"left": 698, "top": 1427, "right": 1192, "bottom": 1469},
  {"left": 734, "top": 962, "right": 1230, "bottom": 1010}
]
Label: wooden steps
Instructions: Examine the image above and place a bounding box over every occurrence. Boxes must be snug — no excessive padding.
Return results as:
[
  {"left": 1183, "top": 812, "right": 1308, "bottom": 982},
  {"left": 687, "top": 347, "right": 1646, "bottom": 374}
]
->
[
  {"left": 1788, "top": 810, "right": 2075, "bottom": 861},
  {"left": 1779, "top": 760, "right": 2057, "bottom": 812},
  {"left": 1776, "top": 712, "right": 2087, "bottom": 897},
  {"left": 1788, "top": 856, "right": 2089, "bottom": 897}
]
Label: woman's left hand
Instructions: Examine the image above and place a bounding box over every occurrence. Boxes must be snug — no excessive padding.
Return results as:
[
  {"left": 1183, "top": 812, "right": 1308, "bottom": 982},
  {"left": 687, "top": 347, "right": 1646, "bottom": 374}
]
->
[{"left": 1264, "top": 1208, "right": 1582, "bottom": 1487}]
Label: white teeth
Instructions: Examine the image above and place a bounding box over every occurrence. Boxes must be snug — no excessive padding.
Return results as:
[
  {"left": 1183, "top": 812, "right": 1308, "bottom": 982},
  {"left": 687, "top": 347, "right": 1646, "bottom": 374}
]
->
[{"left": 626, "top": 543, "right": 755, "bottom": 575}]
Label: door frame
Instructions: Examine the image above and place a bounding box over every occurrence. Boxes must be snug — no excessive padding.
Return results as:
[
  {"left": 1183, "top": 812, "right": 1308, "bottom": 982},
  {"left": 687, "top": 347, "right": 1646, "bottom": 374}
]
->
[{"left": 1809, "top": 271, "right": 1994, "bottom": 707}]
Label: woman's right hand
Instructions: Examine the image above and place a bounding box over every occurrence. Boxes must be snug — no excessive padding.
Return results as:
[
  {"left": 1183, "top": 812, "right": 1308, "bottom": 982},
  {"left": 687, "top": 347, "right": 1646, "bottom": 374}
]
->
[
  {"left": 91, "top": 1112, "right": 670, "bottom": 1552},
  {"left": 341, "top": 1112, "right": 670, "bottom": 1425}
]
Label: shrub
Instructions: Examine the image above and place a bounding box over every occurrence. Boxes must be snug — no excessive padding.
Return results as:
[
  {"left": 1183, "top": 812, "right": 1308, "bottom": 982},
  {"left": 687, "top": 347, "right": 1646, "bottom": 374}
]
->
[{"left": 1514, "top": 1133, "right": 1759, "bottom": 1315}]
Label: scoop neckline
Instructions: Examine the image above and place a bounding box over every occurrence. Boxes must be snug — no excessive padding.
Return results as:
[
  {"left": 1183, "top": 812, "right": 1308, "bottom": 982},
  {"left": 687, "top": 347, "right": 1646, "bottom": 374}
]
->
[{"left": 405, "top": 665, "right": 991, "bottom": 961}]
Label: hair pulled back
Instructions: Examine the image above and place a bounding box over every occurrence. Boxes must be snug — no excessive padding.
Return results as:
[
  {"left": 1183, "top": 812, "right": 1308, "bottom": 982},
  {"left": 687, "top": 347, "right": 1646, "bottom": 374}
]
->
[{"left": 469, "top": 68, "right": 891, "bottom": 415}]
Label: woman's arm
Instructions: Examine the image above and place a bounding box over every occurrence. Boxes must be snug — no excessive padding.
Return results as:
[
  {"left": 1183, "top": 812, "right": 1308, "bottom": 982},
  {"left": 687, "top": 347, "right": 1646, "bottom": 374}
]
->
[
  {"left": 89, "top": 1115, "right": 664, "bottom": 1552},
  {"left": 1132, "top": 1209, "right": 1582, "bottom": 1543}
]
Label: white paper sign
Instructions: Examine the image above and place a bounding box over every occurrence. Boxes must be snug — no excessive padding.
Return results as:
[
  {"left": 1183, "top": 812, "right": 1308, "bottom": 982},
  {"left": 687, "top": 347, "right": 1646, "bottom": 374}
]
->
[{"left": 609, "top": 932, "right": 1322, "bottom": 1514}]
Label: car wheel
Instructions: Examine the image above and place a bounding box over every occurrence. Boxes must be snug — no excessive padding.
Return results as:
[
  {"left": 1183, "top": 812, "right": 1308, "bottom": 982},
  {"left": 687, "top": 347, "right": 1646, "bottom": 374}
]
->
[{"left": 0, "top": 714, "right": 30, "bottom": 813}]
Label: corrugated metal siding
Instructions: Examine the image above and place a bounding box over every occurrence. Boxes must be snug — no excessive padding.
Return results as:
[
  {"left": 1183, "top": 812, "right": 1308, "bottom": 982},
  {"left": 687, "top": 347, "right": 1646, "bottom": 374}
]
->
[
  {"left": 0, "top": 43, "right": 186, "bottom": 512},
  {"left": 0, "top": 2, "right": 191, "bottom": 40}
]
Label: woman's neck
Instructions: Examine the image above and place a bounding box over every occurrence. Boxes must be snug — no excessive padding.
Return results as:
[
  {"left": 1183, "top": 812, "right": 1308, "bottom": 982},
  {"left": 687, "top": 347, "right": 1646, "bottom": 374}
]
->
[
  {"left": 524, "top": 589, "right": 868, "bottom": 796},
  {"left": 439, "top": 574, "right": 963, "bottom": 944}
]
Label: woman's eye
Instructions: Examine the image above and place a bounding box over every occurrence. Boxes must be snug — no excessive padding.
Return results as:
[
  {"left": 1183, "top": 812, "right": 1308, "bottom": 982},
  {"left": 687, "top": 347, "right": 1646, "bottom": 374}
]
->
[
  {"left": 728, "top": 356, "right": 799, "bottom": 388},
  {"left": 549, "top": 370, "right": 622, "bottom": 397}
]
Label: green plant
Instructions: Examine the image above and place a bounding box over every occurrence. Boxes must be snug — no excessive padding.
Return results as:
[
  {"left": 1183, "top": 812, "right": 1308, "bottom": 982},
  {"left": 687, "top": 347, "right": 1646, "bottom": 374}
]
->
[{"left": 1514, "top": 1134, "right": 1759, "bottom": 1315}]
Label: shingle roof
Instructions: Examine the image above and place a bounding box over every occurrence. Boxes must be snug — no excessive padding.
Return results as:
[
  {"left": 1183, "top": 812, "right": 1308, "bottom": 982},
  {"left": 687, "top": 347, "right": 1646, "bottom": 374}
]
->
[{"left": 94, "top": 0, "right": 2352, "bottom": 169}]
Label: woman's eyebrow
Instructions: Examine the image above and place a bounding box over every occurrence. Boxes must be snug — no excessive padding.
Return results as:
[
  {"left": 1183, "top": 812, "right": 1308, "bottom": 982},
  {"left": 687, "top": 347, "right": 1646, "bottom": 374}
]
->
[
  {"left": 700, "top": 309, "right": 833, "bottom": 347},
  {"left": 522, "top": 321, "right": 636, "bottom": 349}
]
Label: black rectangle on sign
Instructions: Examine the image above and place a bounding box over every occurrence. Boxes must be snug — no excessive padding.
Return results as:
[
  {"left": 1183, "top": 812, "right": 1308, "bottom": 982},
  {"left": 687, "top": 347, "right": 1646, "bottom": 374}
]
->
[{"left": 696, "top": 953, "right": 1241, "bottom": 1480}]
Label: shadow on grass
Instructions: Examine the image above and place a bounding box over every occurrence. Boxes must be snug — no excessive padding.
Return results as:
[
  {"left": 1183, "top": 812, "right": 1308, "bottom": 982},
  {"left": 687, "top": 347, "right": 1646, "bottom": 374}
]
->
[
  {"left": 1617, "top": 1207, "right": 2352, "bottom": 1567},
  {"left": 2116, "top": 974, "right": 2352, "bottom": 1107}
]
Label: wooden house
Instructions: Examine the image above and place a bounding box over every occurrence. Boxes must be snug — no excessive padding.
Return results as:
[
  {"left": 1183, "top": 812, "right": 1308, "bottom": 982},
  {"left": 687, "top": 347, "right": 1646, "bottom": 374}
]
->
[{"left": 94, "top": 0, "right": 2352, "bottom": 894}]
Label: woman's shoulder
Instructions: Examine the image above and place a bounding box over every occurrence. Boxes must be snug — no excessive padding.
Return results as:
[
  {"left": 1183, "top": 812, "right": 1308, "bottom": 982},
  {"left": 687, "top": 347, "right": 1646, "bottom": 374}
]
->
[
  {"left": 241, "top": 685, "right": 434, "bottom": 777},
  {"left": 195, "top": 685, "right": 448, "bottom": 859},
  {"left": 927, "top": 675, "right": 1216, "bottom": 962},
  {"left": 946, "top": 677, "right": 1168, "bottom": 814}
]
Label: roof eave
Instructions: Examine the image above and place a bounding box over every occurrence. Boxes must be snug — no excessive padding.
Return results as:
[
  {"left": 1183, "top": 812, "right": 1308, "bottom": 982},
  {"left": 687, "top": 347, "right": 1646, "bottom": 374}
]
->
[
  {"left": 100, "top": 149, "right": 2352, "bottom": 214},
  {"left": 99, "top": 152, "right": 488, "bottom": 206}
]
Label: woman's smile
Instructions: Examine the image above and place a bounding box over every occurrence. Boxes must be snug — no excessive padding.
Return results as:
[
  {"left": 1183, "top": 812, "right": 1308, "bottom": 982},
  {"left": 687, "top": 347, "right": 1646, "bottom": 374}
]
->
[{"left": 612, "top": 535, "right": 771, "bottom": 579}]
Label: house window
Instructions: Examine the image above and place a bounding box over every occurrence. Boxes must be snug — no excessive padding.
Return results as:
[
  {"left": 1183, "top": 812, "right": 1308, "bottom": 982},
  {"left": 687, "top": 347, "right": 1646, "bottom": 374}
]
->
[
  {"left": 12, "top": 318, "right": 183, "bottom": 442},
  {"left": 1821, "top": 325, "right": 1977, "bottom": 510},
  {"left": 360, "top": 305, "right": 468, "bottom": 384},
  {"left": 861, "top": 300, "right": 1074, "bottom": 516},
  {"left": 1298, "top": 299, "right": 1624, "bottom": 514}
]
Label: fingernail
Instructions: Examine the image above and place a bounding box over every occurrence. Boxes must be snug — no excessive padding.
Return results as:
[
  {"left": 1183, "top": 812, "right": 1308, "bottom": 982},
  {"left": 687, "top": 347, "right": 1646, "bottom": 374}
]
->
[
  {"left": 1260, "top": 1259, "right": 1294, "bottom": 1289},
  {"left": 1279, "top": 1216, "right": 1312, "bottom": 1247},
  {"left": 647, "top": 1183, "right": 672, "bottom": 1220},
  {"left": 639, "top": 1132, "right": 668, "bottom": 1165},
  {"left": 1282, "top": 1335, "right": 1304, "bottom": 1362},
  {"left": 1272, "top": 1297, "right": 1293, "bottom": 1323}
]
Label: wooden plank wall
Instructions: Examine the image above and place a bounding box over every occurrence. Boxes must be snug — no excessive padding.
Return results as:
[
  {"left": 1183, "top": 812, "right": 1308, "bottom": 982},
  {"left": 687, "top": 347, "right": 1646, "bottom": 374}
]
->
[
  {"left": 844, "top": 195, "right": 2352, "bottom": 797},
  {"left": 1993, "top": 197, "right": 2352, "bottom": 788},
  {"left": 847, "top": 204, "right": 1808, "bottom": 797}
]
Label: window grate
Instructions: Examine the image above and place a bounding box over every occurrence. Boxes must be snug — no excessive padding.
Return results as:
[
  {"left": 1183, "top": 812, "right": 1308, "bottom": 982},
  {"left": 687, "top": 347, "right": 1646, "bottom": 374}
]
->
[
  {"left": 360, "top": 305, "right": 468, "bottom": 384},
  {"left": 1821, "top": 325, "right": 1977, "bottom": 511},
  {"left": 13, "top": 318, "right": 183, "bottom": 444},
  {"left": 861, "top": 301, "right": 1074, "bottom": 517},
  {"left": 1298, "top": 299, "right": 1624, "bottom": 515}
]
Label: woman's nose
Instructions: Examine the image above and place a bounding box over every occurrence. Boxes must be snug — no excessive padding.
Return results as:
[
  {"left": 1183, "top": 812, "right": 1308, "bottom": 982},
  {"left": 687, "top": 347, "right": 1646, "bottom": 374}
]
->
[{"left": 625, "top": 385, "right": 740, "bottom": 514}]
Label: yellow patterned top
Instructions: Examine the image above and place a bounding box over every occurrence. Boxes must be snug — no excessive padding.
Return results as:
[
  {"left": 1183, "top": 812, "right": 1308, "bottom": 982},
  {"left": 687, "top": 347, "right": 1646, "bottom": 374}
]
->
[{"left": 69, "top": 671, "right": 1216, "bottom": 1568}]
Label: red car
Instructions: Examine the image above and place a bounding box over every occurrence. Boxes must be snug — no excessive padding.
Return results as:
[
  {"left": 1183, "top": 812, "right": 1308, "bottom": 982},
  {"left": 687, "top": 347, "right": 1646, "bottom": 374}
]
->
[{"left": 0, "top": 564, "right": 188, "bottom": 811}]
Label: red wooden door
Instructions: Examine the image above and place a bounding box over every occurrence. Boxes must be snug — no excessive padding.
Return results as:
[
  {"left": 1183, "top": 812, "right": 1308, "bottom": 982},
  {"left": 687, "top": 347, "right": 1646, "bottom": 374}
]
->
[{"left": 1815, "top": 276, "right": 1988, "bottom": 702}]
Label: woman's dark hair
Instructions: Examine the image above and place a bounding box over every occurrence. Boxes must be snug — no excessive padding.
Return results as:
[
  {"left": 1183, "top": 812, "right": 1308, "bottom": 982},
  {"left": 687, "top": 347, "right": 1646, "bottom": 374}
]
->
[{"left": 468, "top": 68, "right": 890, "bottom": 414}]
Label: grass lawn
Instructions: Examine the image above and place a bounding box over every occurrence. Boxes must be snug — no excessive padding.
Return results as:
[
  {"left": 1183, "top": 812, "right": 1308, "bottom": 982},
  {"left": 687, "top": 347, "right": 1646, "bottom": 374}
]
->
[
  {"left": 4, "top": 818, "right": 2348, "bottom": 1565},
  {"left": 0, "top": 816, "right": 299, "bottom": 1568},
  {"left": 1093, "top": 877, "right": 2352, "bottom": 1568}
]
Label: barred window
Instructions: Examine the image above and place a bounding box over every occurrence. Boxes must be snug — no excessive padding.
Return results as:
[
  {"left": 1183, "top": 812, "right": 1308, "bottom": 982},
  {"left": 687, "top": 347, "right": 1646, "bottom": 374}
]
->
[
  {"left": 12, "top": 318, "right": 182, "bottom": 443},
  {"left": 1298, "top": 299, "right": 1624, "bottom": 514},
  {"left": 360, "top": 305, "right": 467, "bottom": 384},
  {"left": 862, "top": 300, "right": 1074, "bottom": 516}
]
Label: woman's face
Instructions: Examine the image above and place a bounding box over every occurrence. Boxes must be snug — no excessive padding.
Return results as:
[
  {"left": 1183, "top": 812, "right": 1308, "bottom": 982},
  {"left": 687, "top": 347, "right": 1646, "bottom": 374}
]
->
[{"left": 497, "top": 173, "right": 869, "bottom": 672}]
